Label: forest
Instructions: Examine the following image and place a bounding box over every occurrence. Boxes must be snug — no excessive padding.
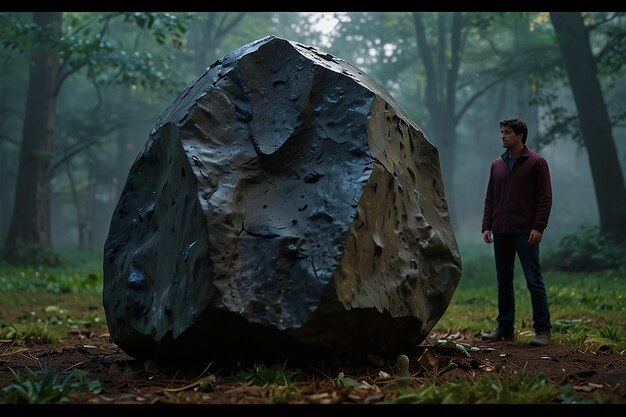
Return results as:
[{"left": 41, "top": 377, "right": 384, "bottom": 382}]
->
[
  {"left": 0, "top": 11, "right": 625, "bottom": 406},
  {"left": 1, "top": 11, "right": 625, "bottom": 259}
]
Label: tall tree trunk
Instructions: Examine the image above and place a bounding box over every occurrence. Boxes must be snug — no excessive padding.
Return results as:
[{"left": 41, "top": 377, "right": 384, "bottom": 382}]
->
[
  {"left": 512, "top": 14, "right": 539, "bottom": 147},
  {"left": 5, "top": 12, "right": 62, "bottom": 249},
  {"left": 65, "top": 160, "right": 85, "bottom": 248},
  {"left": 550, "top": 12, "right": 626, "bottom": 242},
  {"left": 412, "top": 12, "right": 463, "bottom": 227},
  {"left": 115, "top": 88, "right": 132, "bottom": 198},
  {"left": 85, "top": 148, "right": 96, "bottom": 251},
  {"left": 0, "top": 83, "right": 10, "bottom": 243},
  {"left": 0, "top": 144, "right": 7, "bottom": 243},
  {"left": 193, "top": 12, "right": 246, "bottom": 75}
]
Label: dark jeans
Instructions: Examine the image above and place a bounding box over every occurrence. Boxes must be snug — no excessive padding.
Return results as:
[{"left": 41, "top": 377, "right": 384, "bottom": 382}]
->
[{"left": 493, "top": 233, "right": 551, "bottom": 333}]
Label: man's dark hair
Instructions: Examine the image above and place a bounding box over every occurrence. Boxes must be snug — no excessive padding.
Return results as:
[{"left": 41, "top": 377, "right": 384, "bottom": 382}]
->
[{"left": 500, "top": 117, "right": 528, "bottom": 144}]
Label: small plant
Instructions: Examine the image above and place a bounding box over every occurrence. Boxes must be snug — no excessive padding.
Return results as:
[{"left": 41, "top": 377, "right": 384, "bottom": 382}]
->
[
  {"left": 335, "top": 372, "right": 362, "bottom": 388},
  {"left": 264, "top": 384, "right": 301, "bottom": 404},
  {"left": 387, "top": 374, "right": 570, "bottom": 404},
  {"left": 0, "top": 367, "right": 102, "bottom": 404},
  {"left": 395, "top": 354, "right": 410, "bottom": 388},
  {"left": 229, "top": 362, "right": 303, "bottom": 404},
  {"left": 560, "top": 328, "right": 590, "bottom": 347},
  {"left": 582, "top": 326, "right": 626, "bottom": 352},
  {"left": 0, "top": 322, "right": 64, "bottom": 345},
  {"left": 598, "top": 326, "right": 623, "bottom": 342},
  {"left": 231, "top": 362, "right": 302, "bottom": 386}
]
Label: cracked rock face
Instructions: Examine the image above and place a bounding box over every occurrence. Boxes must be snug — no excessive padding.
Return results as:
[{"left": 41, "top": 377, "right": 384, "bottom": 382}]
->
[{"left": 103, "top": 35, "right": 462, "bottom": 364}]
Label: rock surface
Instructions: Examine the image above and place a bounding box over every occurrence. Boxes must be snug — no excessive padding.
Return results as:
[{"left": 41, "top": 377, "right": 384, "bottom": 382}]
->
[{"left": 103, "top": 35, "right": 462, "bottom": 364}]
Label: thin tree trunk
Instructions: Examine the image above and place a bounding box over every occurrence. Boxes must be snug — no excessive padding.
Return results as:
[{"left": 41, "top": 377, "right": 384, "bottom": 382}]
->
[
  {"left": 0, "top": 82, "right": 9, "bottom": 243},
  {"left": 0, "top": 144, "right": 7, "bottom": 243},
  {"left": 193, "top": 12, "right": 246, "bottom": 75},
  {"left": 86, "top": 148, "right": 96, "bottom": 250},
  {"left": 513, "top": 14, "right": 539, "bottom": 147},
  {"left": 66, "top": 160, "right": 85, "bottom": 248},
  {"left": 550, "top": 12, "right": 626, "bottom": 242},
  {"left": 5, "top": 12, "right": 62, "bottom": 249},
  {"left": 412, "top": 12, "right": 462, "bottom": 227}
]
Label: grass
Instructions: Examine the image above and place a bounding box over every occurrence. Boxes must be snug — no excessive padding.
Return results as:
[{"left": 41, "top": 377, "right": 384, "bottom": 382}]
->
[
  {"left": 434, "top": 236, "right": 626, "bottom": 351},
  {"left": 0, "top": 367, "right": 102, "bottom": 404},
  {"left": 230, "top": 362, "right": 303, "bottom": 386},
  {"left": 387, "top": 373, "right": 563, "bottom": 404},
  {"left": 0, "top": 250, "right": 105, "bottom": 346},
  {"left": 0, "top": 243, "right": 624, "bottom": 404}
]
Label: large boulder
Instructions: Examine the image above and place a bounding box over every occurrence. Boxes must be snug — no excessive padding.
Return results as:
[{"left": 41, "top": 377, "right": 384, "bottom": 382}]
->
[{"left": 103, "top": 35, "right": 462, "bottom": 365}]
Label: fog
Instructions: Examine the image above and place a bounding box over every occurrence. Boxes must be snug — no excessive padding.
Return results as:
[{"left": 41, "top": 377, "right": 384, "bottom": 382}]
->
[{"left": 1, "top": 11, "right": 624, "bottom": 258}]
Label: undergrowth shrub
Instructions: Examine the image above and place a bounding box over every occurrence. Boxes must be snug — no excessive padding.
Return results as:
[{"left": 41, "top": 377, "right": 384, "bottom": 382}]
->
[
  {"left": 0, "top": 240, "right": 65, "bottom": 267},
  {"left": 543, "top": 225, "right": 625, "bottom": 272}
]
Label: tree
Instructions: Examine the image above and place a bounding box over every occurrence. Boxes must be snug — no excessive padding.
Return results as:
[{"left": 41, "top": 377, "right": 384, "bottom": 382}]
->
[
  {"left": 0, "top": 16, "right": 28, "bottom": 244},
  {"left": 411, "top": 12, "right": 509, "bottom": 226},
  {"left": 189, "top": 12, "right": 246, "bottom": 75},
  {"left": 1, "top": 12, "right": 190, "bottom": 262},
  {"left": 5, "top": 12, "right": 62, "bottom": 255},
  {"left": 550, "top": 12, "right": 626, "bottom": 242}
]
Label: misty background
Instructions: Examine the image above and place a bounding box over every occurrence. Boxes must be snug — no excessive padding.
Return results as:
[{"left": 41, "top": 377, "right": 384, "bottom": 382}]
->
[{"left": 0, "top": 11, "right": 624, "bottom": 266}]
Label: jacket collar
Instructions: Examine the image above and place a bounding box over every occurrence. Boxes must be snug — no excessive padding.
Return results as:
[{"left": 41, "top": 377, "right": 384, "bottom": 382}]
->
[{"left": 501, "top": 145, "right": 530, "bottom": 160}]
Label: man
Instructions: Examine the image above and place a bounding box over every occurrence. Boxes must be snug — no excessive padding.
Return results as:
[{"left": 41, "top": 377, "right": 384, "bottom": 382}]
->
[{"left": 481, "top": 116, "right": 553, "bottom": 346}]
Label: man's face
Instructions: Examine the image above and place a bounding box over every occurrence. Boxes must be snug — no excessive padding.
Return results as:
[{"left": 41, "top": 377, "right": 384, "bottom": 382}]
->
[{"left": 500, "top": 126, "right": 523, "bottom": 150}]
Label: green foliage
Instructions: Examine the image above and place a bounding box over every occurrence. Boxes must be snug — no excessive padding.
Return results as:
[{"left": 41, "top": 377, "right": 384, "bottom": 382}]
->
[
  {"left": 543, "top": 224, "right": 626, "bottom": 272},
  {"left": 0, "top": 12, "right": 194, "bottom": 93},
  {"left": 0, "top": 367, "right": 101, "bottom": 404},
  {"left": 532, "top": 12, "right": 626, "bottom": 148},
  {"left": 0, "top": 13, "right": 46, "bottom": 54},
  {"left": 583, "top": 326, "right": 625, "bottom": 352},
  {"left": 61, "top": 12, "right": 193, "bottom": 91},
  {"left": 230, "top": 362, "right": 302, "bottom": 387},
  {"left": 266, "top": 385, "right": 302, "bottom": 404},
  {"left": 229, "top": 362, "right": 303, "bottom": 403},
  {"left": 0, "top": 255, "right": 103, "bottom": 293},
  {"left": 0, "top": 240, "right": 65, "bottom": 267},
  {"left": 387, "top": 373, "right": 611, "bottom": 404},
  {"left": 0, "top": 322, "right": 63, "bottom": 345},
  {"left": 336, "top": 372, "right": 363, "bottom": 388},
  {"left": 121, "top": 12, "right": 191, "bottom": 46},
  {"left": 387, "top": 374, "right": 563, "bottom": 404},
  {"left": 550, "top": 321, "right": 626, "bottom": 352}
]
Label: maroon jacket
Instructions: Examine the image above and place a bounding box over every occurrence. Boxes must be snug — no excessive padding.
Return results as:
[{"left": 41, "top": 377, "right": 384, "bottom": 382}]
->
[{"left": 482, "top": 146, "right": 552, "bottom": 234}]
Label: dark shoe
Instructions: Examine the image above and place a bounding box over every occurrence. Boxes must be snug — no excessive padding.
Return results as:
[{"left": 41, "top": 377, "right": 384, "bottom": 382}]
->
[
  {"left": 529, "top": 332, "right": 551, "bottom": 346},
  {"left": 481, "top": 327, "right": 514, "bottom": 342}
]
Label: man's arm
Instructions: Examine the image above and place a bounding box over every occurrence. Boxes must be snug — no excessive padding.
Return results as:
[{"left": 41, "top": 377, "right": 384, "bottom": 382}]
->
[
  {"left": 482, "top": 164, "right": 495, "bottom": 244},
  {"left": 533, "top": 158, "right": 552, "bottom": 234}
]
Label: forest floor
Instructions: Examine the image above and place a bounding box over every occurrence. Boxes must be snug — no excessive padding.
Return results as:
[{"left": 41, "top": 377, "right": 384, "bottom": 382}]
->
[{"left": 1, "top": 291, "right": 625, "bottom": 409}]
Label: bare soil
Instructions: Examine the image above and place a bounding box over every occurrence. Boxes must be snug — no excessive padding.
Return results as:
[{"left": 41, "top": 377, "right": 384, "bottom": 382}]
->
[{"left": 2, "top": 324, "right": 625, "bottom": 406}]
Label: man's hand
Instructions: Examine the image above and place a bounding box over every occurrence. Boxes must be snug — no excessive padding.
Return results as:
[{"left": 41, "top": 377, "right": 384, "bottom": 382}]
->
[
  {"left": 483, "top": 230, "right": 493, "bottom": 244},
  {"left": 529, "top": 229, "right": 543, "bottom": 245}
]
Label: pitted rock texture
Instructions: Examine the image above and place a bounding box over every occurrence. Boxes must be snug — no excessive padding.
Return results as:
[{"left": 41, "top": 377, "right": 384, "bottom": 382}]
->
[{"left": 103, "top": 35, "right": 462, "bottom": 364}]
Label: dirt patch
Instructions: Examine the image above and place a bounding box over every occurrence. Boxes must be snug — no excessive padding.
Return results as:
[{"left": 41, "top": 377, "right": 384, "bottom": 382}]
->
[{"left": 1, "top": 327, "right": 625, "bottom": 404}]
